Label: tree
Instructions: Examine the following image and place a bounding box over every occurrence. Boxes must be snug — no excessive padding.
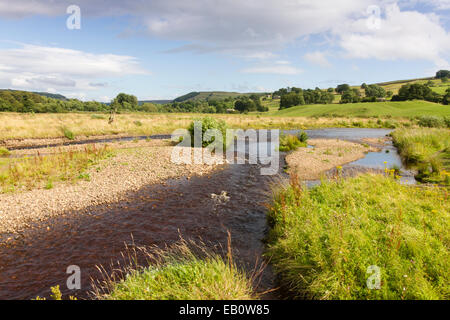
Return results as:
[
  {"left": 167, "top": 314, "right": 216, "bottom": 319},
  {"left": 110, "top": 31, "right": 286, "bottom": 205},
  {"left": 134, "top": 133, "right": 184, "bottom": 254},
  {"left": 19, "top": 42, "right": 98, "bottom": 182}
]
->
[
  {"left": 109, "top": 93, "right": 138, "bottom": 123},
  {"left": 279, "top": 92, "right": 304, "bottom": 109},
  {"left": 436, "top": 70, "right": 450, "bottom": 79},
  {"left": 364, "top": 84, "right": 386, "bottom": 98},
  {"left": 336, "top": 84, "right": 350, "bottom": 94},
  {"left": 340, "top": 89, "right": 361, "bottom": 104},
  {"left": 234, "top": 98, "right": 256, "bottom": 113},
  {"left": 386, "top": 91, "right": 393, "bottom": 98},
  {"left": 443, "top": 88, "right": 450, "bottom": 105},
  {"left": 393, "top": 83, "right": 442, "bottom": 103}
]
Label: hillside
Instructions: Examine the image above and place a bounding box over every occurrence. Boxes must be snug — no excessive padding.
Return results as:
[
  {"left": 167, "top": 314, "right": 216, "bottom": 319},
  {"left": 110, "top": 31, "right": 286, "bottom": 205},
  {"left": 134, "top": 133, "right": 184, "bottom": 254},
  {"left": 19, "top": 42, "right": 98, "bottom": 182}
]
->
[
  {"left": 1, "top": 89, "right": 67, "bottom": 101},
  {"left": 173, "top": 91, "right": 266, "bottom": 102},
  {"left": 272, "top": 101, "right": 450, "bottom": 118}
]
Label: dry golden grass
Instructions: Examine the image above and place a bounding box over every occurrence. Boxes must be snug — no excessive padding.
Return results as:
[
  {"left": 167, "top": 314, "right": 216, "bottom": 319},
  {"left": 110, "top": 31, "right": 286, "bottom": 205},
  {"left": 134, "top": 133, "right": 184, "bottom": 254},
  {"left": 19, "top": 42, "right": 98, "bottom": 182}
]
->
[{"left": 0, "top": 112, "right": 410, "bottom": 141}]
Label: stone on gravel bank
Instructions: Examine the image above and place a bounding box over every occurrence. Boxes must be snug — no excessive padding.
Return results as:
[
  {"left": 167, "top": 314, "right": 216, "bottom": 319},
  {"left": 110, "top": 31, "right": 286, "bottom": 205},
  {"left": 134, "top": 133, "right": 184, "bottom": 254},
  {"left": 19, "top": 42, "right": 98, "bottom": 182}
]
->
[
  {"left": 285, "top": 139, "right": 377, "bottom": 180},
  {"left": 0, "top": 140, "right": 224, "bottom": 235}
]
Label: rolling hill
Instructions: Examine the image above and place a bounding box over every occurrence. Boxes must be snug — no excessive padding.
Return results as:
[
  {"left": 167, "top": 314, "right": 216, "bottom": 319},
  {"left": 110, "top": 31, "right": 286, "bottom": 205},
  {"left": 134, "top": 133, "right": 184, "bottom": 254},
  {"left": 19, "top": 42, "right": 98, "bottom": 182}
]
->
[
  {"left": 173, "top": 91, "right": 266, "bottom": 102},
  {"left": 272, "top": 101, "right": 450, "bottom": 118}
]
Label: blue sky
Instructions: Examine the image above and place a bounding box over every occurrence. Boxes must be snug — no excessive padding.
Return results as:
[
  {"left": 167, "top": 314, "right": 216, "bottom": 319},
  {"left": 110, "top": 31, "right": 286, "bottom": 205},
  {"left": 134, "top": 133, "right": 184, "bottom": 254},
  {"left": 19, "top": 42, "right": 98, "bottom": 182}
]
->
[{"left": 0, "top": 0, "right": 449, "bottom": 101}]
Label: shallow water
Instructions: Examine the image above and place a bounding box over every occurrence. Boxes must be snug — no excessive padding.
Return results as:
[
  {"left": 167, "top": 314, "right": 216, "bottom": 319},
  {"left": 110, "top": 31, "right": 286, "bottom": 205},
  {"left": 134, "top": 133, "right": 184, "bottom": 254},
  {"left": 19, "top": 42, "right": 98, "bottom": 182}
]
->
[{"left": 0, "top": 128, "right": 413, "bottom": 300}]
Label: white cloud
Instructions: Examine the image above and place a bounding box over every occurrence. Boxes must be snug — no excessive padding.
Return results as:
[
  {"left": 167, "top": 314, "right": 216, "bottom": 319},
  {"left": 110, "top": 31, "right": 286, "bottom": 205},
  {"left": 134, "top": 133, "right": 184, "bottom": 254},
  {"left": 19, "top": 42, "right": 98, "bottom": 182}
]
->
[
  {"left": 241, "top": 65, "right": 302, "bottom": 75},
  {"left": 338, "top": 3, "right": 450, "bottom": 67},
  {"left": 304, "top": 51, "right": 331, "bottom": 67},
  {"left": 0, "top": 0, "right": 373, "bottom": 55},
  {"left": 0, "top": 0, "right": 448, "bottom": 71},
  {"left": 0, "top": 43, "right": 147, "bottom": 95}
]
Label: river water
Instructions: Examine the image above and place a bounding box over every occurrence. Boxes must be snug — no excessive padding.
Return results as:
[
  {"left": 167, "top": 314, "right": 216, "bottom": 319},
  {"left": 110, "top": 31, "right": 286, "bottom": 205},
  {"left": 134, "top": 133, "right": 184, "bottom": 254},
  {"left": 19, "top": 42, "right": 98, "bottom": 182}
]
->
[{"left": 0, "top": 128, "right": 413, "bottom": 299}]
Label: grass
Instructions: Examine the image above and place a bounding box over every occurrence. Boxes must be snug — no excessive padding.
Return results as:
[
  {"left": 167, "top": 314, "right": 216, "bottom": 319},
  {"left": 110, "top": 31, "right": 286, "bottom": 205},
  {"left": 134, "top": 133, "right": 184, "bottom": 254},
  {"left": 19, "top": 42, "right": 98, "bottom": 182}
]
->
[
  {"left": 95, "top": 240, "right": 256, "bottom": 300},
  {"left": 0, "top": 112, "right": 420, "bottom": 141},
  {"left": 0, "top": 147, "right": 10, "bottom": 157},
  {"left": 392, "top": 128, "right": 450, "bottom": 185},
  {"left": 279, "top": 131, "right": 308, "bottom": 152},
  {"left": 272, "top": 101, "right": 450, "bottom": 118},
  {"left": 266, "top": 174, "right": 449, "bottom": 300},
  {"left": 0, "top": 100, "right": 448, "bottom": 141},
  {"left": 0, "top": 144, "right": 114, "bottom": 193}
]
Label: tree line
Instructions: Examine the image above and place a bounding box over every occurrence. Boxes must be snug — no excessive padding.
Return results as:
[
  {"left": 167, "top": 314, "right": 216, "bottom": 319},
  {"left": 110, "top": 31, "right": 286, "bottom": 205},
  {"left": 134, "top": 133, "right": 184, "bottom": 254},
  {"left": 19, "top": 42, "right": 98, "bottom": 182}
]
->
[{"left": 276, "top": 87, "right": 335, "bottom": 109}]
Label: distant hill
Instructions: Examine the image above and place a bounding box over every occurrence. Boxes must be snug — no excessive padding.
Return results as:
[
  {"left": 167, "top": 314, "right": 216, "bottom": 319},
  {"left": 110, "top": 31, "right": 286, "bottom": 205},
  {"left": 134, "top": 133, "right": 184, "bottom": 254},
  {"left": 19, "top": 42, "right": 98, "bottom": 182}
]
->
[
  {"left": 1, "top": 89, "right": 67, "bottom": 101},
  {"left": 173, "top": 91, "right": 266, "bottom": 103},
  {"left": 32, "top": 91, "right": 67, "bottom": 100},
  {"left": 139, "top": 100, "right": 173, "bottom": 105}
]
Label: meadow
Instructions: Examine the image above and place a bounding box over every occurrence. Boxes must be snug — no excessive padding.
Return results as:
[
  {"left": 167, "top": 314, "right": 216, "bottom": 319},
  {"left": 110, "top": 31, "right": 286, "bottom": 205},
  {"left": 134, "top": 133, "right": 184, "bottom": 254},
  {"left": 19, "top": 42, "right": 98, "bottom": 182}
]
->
[
  {"left": 271, "top": 101, "right": 450, "bottom": 118},
  {"left": 2, "top": 99, "right": 449, "bottom": 142}
]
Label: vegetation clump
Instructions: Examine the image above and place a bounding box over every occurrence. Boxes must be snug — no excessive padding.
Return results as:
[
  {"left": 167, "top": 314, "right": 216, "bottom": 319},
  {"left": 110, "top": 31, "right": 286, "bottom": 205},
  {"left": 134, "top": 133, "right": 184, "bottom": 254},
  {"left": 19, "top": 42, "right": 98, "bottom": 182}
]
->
[
  {"left": 188, "top": 117, "right": 229, "bottom": 149},
  {"left": 392, "top": 128, "right": 450, "bottom": 185},
  {"left": 95, "top": 241, "right": 256, "bottom": 300},
  {"left": 0, "top": 145, "right": 113, "bottom": 193},
  {"left": 279, "top": 131, "right": 308, "bottom": 152},
  {"left": 266, "top": 174, "right": 449, "bottom": 299},
  {"left": 0, "top": 147, "right": 10, "bottom": 157}
]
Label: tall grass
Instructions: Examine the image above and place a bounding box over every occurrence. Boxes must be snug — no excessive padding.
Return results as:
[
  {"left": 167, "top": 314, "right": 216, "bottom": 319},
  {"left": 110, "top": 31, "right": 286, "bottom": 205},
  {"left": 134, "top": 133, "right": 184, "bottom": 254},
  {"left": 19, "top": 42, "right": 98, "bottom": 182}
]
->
[
  {"left": 94, "top": 239, "right": 257, "bottom": 300},
  {"left": 392, "top": 128, "right": 450, "bottom": 185},
  {"left": 266, "top": 174, "right": 449, "bottom": 299},
  {"left": 0, "top": 147, "right": 10, "bottom": 157},
  {"left": 279, "top": 131, "right": 308, "bottom": 152},
  {"left": 0, "top": 145, "right": 113, "bottom": 193}
]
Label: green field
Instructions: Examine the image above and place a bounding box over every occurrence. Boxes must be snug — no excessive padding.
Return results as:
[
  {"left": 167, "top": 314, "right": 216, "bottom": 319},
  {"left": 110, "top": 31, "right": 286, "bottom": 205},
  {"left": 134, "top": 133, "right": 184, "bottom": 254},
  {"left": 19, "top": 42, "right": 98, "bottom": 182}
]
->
[{"left": 271, "top": 101, "right": 450, "bottom": 118}]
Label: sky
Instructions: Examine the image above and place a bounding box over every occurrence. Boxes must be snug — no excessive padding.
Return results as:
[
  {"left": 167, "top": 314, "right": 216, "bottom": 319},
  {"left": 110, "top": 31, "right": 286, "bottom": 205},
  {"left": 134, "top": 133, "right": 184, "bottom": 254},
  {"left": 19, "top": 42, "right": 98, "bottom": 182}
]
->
[{"left": 0, "top": 0, "right": 449, "bottom": 102}]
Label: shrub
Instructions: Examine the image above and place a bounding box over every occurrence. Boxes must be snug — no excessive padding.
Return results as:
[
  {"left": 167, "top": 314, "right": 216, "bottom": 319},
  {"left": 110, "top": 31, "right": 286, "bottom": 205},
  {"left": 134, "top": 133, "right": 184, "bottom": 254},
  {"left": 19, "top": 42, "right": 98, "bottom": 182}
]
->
[
  {"left": 279, "top": 133, "right": 307, "bottom": 152},
  {"left": 297, "top": 130, "right": 308, "bottom": 143},
  {"left": 188, "top": 117, "right": 229, "bottom": 149},
  {"left": 417, "top": 116, "right": 445, "bottom": 128}
]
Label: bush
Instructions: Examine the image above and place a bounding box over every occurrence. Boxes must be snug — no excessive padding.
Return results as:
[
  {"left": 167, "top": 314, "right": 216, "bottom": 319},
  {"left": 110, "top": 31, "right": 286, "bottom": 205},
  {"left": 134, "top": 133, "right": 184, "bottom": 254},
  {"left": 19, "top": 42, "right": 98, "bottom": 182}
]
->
[
  {"left": 279, "top": 133, "right": 307, "bottom": 152},
  {"left": 417, "top": 116, "right": 445, "bottom": 128},
  {"left": 297, "top": 130, "right": 308, "bottom": 143},
  {"left": 188, "top": 117, "right": 229, "bottom": 149},
  {"left": 266, "top": 174, "right": 449, "bottom": 299}
]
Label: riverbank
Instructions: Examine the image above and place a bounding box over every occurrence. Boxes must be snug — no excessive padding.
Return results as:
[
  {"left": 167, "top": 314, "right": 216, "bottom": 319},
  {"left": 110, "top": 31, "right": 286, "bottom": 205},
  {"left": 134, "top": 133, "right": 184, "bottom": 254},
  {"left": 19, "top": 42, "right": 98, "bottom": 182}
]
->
[
  {"left": 285, "top": 139, "right": 377, "bottom": 180},
  {"left": 0, "top": 140, "right": 223, "bottom": 235},
  {"left": 266, "top": 174, "right": 449, "bottom": 299}
]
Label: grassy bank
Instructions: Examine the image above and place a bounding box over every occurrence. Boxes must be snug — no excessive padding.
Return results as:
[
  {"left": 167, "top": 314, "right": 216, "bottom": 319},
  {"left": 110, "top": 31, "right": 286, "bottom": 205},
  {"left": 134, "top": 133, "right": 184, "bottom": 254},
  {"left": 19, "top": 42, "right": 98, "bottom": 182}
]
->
[
  {"left": 392, "top": 128, "right": 450, "bottom": 185},
  {"left": 266, "top": 174, "right": 449, "bottom": 299},
  {"left": 96, "top": 241, "right": 256, "bottom": 300},
  {"left": 0, "top": 145, "right": 113, "bottom": 193}
]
